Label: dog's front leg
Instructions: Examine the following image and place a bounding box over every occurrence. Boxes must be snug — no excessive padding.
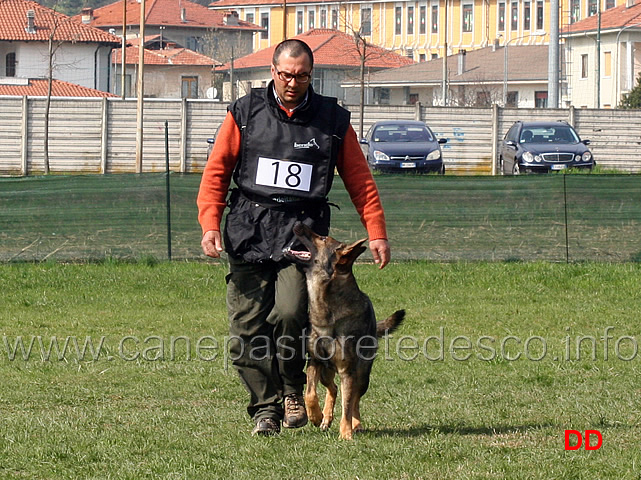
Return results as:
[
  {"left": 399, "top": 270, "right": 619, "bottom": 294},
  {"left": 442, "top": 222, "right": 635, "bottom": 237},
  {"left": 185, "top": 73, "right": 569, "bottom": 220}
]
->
[
  {"left": 319, "top": 366, "right": 337, "bottom": 431},
  {"left": 338, "top": 373, "right": 355, "bottom": 440},
  {"left": 305, "top": 361, "right": 323, "bottom": 427}
]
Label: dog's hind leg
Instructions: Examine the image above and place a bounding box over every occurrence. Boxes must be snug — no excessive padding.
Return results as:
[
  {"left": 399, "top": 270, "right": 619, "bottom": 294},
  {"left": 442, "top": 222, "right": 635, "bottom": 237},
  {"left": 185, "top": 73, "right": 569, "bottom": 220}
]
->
[
  {"left": 305, "top": 361, "right": 324, "bottom": 427},
  {"left": 319, "top": 366, "right": 337, "bottom": 431}
]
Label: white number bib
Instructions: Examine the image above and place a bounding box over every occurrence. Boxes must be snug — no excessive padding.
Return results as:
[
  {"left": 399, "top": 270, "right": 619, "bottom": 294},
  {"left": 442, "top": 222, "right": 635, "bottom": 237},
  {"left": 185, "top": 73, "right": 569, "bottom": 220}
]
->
[{"left": 255, "top": 157, "right": 313, "bottom": 193}]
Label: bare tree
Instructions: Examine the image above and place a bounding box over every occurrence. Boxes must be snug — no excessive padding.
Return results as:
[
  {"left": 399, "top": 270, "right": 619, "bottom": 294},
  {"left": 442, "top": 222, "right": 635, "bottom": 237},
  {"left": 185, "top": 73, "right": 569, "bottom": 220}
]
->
[
  {"left": 201, "top": 29, "right": 247, "bottom": 101},
  {"left": 342, "top": 17, "right": 393, "bottom": 138},
  {"left": 43, "top": 9, "right": 79, "bottom": 174}
]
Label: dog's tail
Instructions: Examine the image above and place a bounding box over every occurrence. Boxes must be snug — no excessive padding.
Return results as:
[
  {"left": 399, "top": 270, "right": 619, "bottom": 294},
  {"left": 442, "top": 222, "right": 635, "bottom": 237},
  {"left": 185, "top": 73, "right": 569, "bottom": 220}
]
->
[{"left": 376, "top": 309, "right": 405, "bottom": 337}]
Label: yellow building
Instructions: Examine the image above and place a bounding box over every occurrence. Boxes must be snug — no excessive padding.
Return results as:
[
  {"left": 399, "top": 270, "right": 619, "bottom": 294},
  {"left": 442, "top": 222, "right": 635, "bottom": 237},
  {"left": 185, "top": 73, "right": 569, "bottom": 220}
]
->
[{"left": 209, "top": 0, "right": 630, "bottom": 61}]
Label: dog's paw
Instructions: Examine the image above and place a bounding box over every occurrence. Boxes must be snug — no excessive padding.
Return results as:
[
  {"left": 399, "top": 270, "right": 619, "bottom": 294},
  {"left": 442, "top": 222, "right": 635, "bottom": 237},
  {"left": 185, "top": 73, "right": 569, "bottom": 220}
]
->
[{"left": 320, "top": 419, "right": 332, "bottom": 431}]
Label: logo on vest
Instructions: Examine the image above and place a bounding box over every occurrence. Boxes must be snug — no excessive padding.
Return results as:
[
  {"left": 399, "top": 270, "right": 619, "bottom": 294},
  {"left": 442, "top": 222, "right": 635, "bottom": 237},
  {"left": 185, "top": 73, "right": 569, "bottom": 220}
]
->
[{"left": 293, "top": 138, "right": 320, "bottom": 150}]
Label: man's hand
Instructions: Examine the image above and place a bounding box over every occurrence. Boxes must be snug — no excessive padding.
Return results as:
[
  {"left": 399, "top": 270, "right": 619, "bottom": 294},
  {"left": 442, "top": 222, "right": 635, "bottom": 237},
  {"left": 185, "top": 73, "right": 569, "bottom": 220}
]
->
[
  {"left": 201, "top": 230, "right": 223, "bottom": 258},
  {"left": 369, "top": 239, "right": 390, "bottom": 269}
]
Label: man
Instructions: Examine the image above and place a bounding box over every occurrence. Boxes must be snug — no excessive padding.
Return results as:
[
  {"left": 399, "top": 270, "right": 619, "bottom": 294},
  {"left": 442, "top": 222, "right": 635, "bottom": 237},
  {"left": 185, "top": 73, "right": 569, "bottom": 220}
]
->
[{"left": 197, "top": 39, "right": 390, "bottom": 436}]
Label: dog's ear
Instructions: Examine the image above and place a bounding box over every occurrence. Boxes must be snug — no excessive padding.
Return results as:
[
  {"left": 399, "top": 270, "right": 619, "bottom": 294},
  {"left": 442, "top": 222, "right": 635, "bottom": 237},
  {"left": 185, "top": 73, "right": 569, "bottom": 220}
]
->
[{"left": 336, "top": 238, "right": 368, "bottom": 270}]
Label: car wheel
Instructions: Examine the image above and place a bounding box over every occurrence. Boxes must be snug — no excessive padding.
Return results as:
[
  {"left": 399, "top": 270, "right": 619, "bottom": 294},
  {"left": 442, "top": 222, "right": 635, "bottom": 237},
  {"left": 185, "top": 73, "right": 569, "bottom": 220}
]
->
[
  {"left": 439, "top": 165, "right": 445, "bottom": 175},
  {"left": 512, "top": 162, "right": 521, "bottom": 176},
  {"left": 499, "top": 155, "right": 505, "bottom": 175}
]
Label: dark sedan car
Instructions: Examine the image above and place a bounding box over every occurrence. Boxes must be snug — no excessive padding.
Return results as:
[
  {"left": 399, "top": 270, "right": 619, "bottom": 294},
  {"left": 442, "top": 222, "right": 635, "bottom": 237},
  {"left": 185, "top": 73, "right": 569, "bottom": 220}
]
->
[
  {"left": 499, "top": 121, "right": 594, "bottom": 175},
  {"left": 360, "top": 121, "right": 448, "bottom": 174}
]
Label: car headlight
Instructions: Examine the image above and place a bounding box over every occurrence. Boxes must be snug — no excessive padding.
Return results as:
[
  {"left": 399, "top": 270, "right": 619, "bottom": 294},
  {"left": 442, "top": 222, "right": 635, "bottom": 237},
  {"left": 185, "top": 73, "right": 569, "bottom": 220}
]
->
[
  {"left": 581, "top": 152, "right": 592, "bottom": 162},
  {"left": 426, "top": 150, "right": 441, "bottom": 161},
  {"left": 522, "top": 151, "right": 534, "bottom": 163},
  {"left": 373, "top": 150, "right": 390, "bottom": 161}
]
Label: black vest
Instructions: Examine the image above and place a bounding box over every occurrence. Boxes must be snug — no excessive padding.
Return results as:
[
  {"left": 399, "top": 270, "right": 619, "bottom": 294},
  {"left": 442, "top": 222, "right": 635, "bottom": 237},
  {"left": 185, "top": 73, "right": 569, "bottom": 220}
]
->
[
  {"left": 223, "top": 84, "right": 351, "bottom": 263},
  {"left": 229, "top": 84, "right": 350, "bottom": 202}
]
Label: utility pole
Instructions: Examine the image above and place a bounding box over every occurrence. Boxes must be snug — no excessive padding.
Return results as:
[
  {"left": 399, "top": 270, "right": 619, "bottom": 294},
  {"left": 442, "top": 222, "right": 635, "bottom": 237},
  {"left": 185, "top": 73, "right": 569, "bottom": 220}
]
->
[
  {"left": 135, "top": 0, "right": 145, "bottom": 172},
  {"left": 547, "top": 0, "right": 559, "bottom": 107},
  {"left": 441, "top": 0, "right": 448, "bottom": 106},
  {"left": 121, "top": 0, "right": 126, "bottom": 99}
]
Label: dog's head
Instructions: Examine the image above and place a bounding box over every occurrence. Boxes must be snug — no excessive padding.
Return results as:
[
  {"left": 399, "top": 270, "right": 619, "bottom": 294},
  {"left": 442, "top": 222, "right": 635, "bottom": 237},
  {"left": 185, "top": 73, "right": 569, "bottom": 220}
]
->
[{"left": 284, "top": 222, "right": 368, "bottom": 279}]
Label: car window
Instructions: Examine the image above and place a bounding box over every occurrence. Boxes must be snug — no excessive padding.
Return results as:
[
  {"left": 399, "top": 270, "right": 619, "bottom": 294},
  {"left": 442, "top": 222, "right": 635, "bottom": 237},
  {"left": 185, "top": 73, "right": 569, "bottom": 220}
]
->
[
  {"left": 524, "top": 126, "right": 580, "bottom": 144},
  {"left": 506, "top": 124, "right": 519, "bottom": 142},
  {"left": 373, "top": 125, "right": 433, "bottom": 143}
]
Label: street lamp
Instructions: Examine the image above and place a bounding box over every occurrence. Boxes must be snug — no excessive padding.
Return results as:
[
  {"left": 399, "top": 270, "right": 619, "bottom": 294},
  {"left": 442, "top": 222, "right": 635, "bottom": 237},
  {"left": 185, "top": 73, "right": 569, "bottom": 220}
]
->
[{"left": 503, "top": 30, "right": 546, "bottom": 106}]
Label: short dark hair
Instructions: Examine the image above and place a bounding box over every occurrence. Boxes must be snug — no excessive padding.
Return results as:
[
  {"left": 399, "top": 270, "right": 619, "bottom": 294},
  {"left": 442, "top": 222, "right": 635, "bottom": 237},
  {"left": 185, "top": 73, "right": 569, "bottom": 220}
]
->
[{"left": 272, "top": 39, "right": 314, "bottom": 69}]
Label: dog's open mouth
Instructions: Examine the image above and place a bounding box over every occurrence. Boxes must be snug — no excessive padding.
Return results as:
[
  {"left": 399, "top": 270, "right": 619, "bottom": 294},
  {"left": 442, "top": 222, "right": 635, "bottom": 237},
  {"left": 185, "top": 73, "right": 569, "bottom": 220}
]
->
[{"left": 284, "top": 248, "right": 311, "bottom": 262}]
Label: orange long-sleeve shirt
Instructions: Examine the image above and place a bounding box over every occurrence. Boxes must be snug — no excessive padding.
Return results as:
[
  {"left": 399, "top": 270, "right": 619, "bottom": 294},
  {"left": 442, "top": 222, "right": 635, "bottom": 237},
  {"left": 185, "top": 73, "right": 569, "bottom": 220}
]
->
[{"left": 197, "top": 110, "right": 388, "bottom": 242}]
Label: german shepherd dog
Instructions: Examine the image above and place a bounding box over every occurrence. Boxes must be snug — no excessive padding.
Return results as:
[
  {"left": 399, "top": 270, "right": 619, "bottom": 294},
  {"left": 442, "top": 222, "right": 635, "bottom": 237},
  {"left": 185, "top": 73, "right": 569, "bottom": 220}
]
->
[{"left": 285, "top": 222, "right": 405, "bottom": 439}]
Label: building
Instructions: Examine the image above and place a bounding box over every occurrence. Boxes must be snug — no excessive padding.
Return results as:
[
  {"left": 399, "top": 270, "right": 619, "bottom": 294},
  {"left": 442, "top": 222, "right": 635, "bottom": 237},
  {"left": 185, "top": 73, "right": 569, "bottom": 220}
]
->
[
  {"left": 77, "top": 0, "right": 262, "bottom": 60},
  {"left": 111, "top": 35, "right": 221, "bottom": 98},
  {"left": 208, "top": 0, "right": 632, "bottom": 62},
  {"left": 0, "top": 0, "right": 121, "bottom": 94},
  {"left": 563, "top": 0, "right": 641, "bottom": 108},
  {"left": 341, "top": 44, "right": 556, "bottom": 106},
  {"left": 222, "top": 28, "right": 413, "bottom": 101}
]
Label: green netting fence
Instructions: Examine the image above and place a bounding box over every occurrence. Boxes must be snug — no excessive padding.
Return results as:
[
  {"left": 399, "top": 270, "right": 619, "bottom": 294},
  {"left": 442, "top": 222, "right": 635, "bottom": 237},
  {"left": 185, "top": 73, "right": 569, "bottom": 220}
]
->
[{"left": 1, "top": 173, "right": 640, "bottom": 263}]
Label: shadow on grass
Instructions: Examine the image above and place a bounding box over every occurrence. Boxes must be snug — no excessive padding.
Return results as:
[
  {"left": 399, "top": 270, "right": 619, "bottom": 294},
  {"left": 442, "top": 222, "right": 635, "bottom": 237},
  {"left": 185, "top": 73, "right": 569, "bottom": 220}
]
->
[{"left": 366, "top": 423, "right": 558, "bottom": 438}]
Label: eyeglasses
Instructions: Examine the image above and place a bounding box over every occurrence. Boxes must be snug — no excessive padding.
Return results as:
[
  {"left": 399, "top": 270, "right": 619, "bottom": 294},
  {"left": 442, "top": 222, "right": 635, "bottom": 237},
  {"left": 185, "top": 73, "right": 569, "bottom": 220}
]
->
[{"left": 274, "top": 67, "right": 312, "bottom": 84}]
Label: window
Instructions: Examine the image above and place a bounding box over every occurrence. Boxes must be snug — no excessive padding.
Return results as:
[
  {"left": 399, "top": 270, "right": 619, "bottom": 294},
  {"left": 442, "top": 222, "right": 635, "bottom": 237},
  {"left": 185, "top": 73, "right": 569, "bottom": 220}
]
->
[
  {"left": 395, "top": 7, "right": 402, "bottom": 35},
  {"left": 523, "top": 1, "right": 531, "bottom": 30},
  {"left": 309, "top": 10, "right": 315, "bottom": 29},
  {"left": 511, "top": 2, "right": 518, "bottom": 30},
  {"left": 297, "top": 11, "right": 303, "bottom": 34},
  {"left": 535, "top": 91, "right": 548, "bottom": 108},
  {"left": 536, "top": 1, "right": 544, "bottom": 30},
  {"left": 186, "top": 36, "right": 201, "bottom": 52},
  {"left": 570, "top": 0, "right": 580, "bottom": 23},
  {"left": 407, "top": 6, "right": 416, "bottom": 35},
  {"left": 374, "top": 87, "right": 390, "bottom": 104},
  {"left": 588, "top": 0, "right": 598, "bottom": 16},
  {"left": 604, "top": 51, "right": 612, "bottom": 77},
  {"left": 181, "top": 76, "right": 198, "bottom": 98},
  {"left": 331, "top": 9, "right": 338, "bottom": 29},
  {"left": 5, "top": 52, "right": 16, "bottom": 77},
  {"left": 462, "top": 4, "right": 473, "bottom": 33},
  {"left": 419, "top": 53, "right": 427, "bottom": 62},
  {"left": 320, "top": 9, "right": 327, "bottom": 28},
  {"left": 605, "top": 0, "right": 615, "bottom": 8},
  {"left": 431, "top": 5, "right": 439, "bottom": 33},
  {"left": 246, "top": 12, "right": 254, "bottom": 24},
  {"left": 420, "top": 6, "right": 427, "bottom": 34},
  {"left": 261, "top": 12, "right": 269, "bottom": 39},
  {"left": 581, "top": 54, "right": 588, "bottom": 78},
  {"left": 506, "top": 91, "right": 518, "bottom": 107},
  {"left": 498, "top": 2, "right": 505, "bottom": 31},
  {"left": 361, "top": 7, "right": 371, "bottom": 35}
]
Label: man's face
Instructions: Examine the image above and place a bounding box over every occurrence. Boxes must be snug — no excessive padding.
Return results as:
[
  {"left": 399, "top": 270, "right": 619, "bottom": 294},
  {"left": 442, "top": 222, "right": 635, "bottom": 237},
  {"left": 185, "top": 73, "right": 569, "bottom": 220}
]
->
[{"left": 271, "top": 52, "right": 313, "bottom": 109}]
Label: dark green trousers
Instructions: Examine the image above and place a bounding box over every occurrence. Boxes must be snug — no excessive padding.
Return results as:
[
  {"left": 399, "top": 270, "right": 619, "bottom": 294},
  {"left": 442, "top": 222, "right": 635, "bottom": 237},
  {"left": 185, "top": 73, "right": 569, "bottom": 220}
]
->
[{"left": 226, "top": 257, "right": 308, "bottom": 422}]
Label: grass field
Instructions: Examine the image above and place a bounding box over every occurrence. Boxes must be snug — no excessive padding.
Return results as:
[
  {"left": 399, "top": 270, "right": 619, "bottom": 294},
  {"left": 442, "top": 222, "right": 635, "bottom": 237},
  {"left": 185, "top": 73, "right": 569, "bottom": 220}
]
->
[{"left": 1, "top": 260, "right": 641, "bottom": 479}]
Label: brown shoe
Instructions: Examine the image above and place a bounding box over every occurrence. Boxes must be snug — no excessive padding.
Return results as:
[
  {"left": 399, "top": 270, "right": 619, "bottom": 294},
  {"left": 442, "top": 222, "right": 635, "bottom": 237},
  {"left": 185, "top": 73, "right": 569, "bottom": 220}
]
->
[
  {"left": 282, "top": 393, "right": 308, "bottom": 429},
  {"left": 251, "top": 417, "right": 280, "bottom": 436}
]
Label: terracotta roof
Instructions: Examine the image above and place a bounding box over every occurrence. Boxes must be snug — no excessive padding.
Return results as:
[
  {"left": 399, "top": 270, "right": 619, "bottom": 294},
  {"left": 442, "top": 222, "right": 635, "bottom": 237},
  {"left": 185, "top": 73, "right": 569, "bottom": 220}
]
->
[
  {"left": 0, "top": 0, "right": 121, "bottom": 43},
  {"left": 78, "top": 0, "right": 260, "bottom": 31},
  {"left": 0, "top": 78, "right": 117, "bottom": 97},
  {"left": 229, "top": 29, "right": 414, "bottom": 70},
  {"left": 113, "top": 44, "right": 217, "bottom": 65},
  {"left": 564, "top": 1, "right": 641, "bottom": 34},
  {"left": 354, "top": 45, "right": 552, "bottom": 86}
]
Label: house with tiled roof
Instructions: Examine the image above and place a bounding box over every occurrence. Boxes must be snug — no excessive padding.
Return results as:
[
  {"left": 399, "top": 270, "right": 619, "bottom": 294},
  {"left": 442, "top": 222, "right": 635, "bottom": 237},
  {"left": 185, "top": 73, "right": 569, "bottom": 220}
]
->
[
  {"left": 341, "top": 44, "right": 559, "bottom": 107},
  {"left": 0, "top": 0, "right": 121, "bottom": 95},
  {"left": 563, "top": 0, "right": 641, "bottom": 108},
  {"left": 111, "top": 35, "right": 221, "bottom": 97},
  {"left": 222, "top": 28, "right": 413, "bottom": 101},
  {"left": 77, "top": 0, "right": 263, "bottom": 62}
]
